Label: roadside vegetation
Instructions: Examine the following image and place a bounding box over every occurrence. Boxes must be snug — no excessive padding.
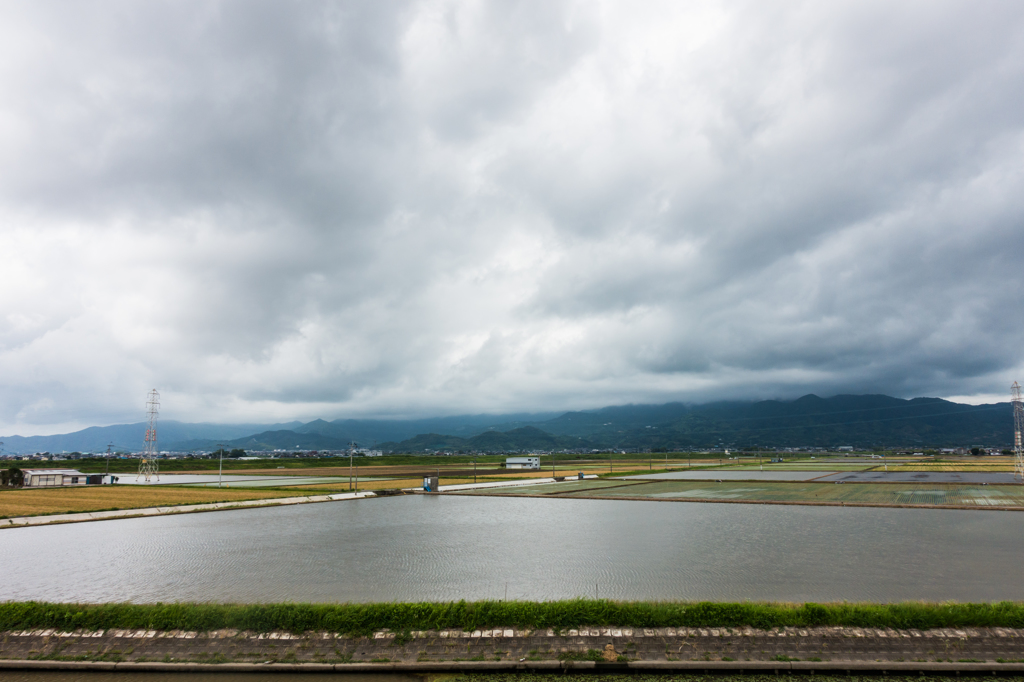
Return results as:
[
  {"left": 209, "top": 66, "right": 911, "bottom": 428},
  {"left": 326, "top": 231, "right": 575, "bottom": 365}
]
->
[
  {"left": 456, "top": 671, "right": 1024, "bottom": 675},
  {"left": 3, "top": 600, "right": 1024, "bottom": 636}
]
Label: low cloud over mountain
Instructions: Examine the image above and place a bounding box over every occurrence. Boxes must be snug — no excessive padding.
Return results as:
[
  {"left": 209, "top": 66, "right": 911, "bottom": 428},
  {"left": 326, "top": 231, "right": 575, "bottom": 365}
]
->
[{"left": 2, "top": 2, "right": 1023, "bottom": 434}]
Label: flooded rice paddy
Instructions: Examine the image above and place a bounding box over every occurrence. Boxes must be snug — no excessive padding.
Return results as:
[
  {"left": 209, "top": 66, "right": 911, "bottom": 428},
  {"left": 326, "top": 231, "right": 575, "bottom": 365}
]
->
[
  {"left": 472, "top": 476, "right": 1024, "bottom": 506},
  {"left": 623, "top": 471, "right": 829, "bottom": 481},
  {"left": 819, "top": 471, "right": 1020, "bottom": 483},
  {"left": 2, "top": 494, "right": 1022, "bottom": 604}
]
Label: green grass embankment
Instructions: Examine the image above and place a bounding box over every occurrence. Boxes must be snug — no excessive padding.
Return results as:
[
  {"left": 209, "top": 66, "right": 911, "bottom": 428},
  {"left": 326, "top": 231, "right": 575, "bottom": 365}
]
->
[
  {"left": 2, "top": 600, "right": 1024, "bottom": 636},
  {"left": 460, "top": 671, "right": 1019, "bottom": 675}
]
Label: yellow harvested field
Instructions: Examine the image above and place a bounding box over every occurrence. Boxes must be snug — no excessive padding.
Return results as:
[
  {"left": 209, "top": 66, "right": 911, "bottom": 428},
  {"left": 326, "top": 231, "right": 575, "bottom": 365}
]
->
[{"left": 0, "top": 486, "right": 307, "bottom": 519}]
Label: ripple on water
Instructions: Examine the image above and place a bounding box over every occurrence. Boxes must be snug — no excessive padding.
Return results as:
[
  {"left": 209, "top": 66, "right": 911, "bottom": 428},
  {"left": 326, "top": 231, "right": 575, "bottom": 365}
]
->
[{"left": 2, "top": 496, "right": 1021, "bottom": 603}]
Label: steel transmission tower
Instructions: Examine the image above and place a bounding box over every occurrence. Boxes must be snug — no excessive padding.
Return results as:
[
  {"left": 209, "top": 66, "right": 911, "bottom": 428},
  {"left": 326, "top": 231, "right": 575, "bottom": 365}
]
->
[
  {"left": 137, "top": 389, "right": 160, "bottom": 483},
  {"left": 1013, "top": 382, "right": 1024, "bottom": 481}
]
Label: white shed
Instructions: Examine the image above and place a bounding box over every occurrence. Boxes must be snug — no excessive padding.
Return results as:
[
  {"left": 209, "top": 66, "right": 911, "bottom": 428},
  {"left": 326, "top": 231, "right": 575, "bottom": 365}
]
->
[
  {"left": 506, "top": 456, "right": 540, "bottom": 470},
  {"left": 22, "top": 469, "right": 92, "bottom": 487}
]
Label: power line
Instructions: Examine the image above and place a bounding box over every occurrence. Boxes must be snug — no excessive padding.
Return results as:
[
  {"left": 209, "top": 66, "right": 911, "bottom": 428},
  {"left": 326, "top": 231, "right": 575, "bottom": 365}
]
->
[
  {"left": 1012, "top": 382, "right": 1023, "bottom": 480},
  {"left": 137, "top": 389, "right": 160, "bottom": 483}
]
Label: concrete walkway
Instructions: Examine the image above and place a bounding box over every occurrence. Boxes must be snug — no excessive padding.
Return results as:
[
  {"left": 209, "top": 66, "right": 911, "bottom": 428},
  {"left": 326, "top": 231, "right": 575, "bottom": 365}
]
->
[
  {"left": 3, "top": 659, "right": 1023, "bottom": 674},
  {"left": 0, "top": 491, "right": 376, "bottom": 529},
  {"left": 4, "top": 625, "right": 1024, "bottom": 673}
]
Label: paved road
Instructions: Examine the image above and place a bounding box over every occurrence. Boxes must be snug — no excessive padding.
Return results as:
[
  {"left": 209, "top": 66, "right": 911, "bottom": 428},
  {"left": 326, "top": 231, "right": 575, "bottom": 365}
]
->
[{"left": 4, "top": 625, "right": 1024, "bottom": 669}]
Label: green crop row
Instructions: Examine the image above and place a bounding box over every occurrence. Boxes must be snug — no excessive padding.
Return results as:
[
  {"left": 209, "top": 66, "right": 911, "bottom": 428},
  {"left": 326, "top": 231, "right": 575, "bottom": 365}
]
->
[
  {"left": 455, "top": 676, "right": 1023, "bottom": 682},
  {"left": 2, "top": 599, "right": 1024, "bottom": 636}
]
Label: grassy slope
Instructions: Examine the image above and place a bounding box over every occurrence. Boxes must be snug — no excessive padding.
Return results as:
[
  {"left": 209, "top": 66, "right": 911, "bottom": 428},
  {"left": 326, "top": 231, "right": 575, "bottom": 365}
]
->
[{"left": 2, "top": 600, "right": 1023, "bottom": 636}]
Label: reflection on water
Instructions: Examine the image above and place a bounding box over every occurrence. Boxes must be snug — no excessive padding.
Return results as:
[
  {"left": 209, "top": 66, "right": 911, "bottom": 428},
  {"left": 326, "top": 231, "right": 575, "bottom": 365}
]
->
[
  {"left": 2, "top": 495, "right": 1021, "bottom": 603},
  {"left": 623, "top": 471, "right": 825, "bottom": 481}
]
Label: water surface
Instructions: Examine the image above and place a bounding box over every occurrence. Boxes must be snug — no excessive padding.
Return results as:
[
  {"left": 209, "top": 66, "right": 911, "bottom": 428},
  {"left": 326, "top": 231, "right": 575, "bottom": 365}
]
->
[
  {"left": 818, "top": 471, "right": 1019, "bottom": 484},
  {"left": 2, "top": 495, "right": 1020, "bottom": 603},
  {"left": 624, "top": 470, "right": 828, "bottom": 481}
]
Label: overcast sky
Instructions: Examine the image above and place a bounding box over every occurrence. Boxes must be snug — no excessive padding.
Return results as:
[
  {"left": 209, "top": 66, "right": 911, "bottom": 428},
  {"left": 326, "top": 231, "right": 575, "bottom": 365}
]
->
[{"left": 2, "top": 1, "right": 1023, "bottom": 435}]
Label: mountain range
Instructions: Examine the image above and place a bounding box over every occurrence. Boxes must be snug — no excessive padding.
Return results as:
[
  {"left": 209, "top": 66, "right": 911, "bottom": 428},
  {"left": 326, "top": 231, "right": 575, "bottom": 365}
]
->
[{"left": 0, "top": 395, "right": 1013, "bottom": 454}]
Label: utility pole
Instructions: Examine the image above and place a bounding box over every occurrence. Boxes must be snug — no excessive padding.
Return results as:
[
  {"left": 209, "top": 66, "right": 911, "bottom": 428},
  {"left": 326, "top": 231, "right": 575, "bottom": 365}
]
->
[
  {"left": 138, "top": 389, "right": 160, "bottom": 483},
  {"left": 217, "top": 443, "right": 224, "bottom": 488},
  {"left": 105, "top": 442, "right": 112, "bottom": 481},
  {"left": 1013, "top": 382, "right": 1024, "bottom": 481}
]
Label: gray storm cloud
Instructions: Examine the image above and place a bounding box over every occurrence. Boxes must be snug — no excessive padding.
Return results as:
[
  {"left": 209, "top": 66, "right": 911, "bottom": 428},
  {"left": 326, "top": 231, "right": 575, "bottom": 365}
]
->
[{"left": 1, "top": 0, "right": 1023, "bottom": 434}]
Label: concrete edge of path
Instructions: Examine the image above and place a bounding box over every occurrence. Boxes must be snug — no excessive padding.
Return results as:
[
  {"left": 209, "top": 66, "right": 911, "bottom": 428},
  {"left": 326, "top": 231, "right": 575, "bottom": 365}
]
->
[
  {"left": 0, "top": 491, "right": 377, "bottom": 529},
  {"left": 5, "top": 659, "right": 1024, "bottom": 674}
]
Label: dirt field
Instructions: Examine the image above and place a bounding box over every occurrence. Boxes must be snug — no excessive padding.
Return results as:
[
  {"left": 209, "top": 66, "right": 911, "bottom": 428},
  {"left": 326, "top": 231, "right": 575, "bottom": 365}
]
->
[{"left": 0, "top": 486, "right": 308, "bottom": 518}]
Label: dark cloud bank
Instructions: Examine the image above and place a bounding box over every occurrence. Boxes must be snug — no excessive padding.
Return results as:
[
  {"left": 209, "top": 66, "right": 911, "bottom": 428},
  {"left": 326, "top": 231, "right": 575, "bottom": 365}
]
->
[{"left": 1, "top": 0, "right": 1023, "bottom": 434}]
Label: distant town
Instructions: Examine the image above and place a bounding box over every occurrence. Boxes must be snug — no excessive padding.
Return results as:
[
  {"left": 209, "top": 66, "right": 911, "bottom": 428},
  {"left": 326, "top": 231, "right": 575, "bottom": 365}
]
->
[{"left": 1, "top": 444, "right": 1013, "bottom": 463}]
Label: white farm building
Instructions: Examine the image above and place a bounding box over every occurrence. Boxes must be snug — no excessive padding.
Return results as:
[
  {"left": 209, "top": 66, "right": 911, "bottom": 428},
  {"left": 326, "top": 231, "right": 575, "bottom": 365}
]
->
[
  {"left": 22, "top": 469, "right": 103, "bottom": 487},
  {"left": 505, "top": 456, "right": 540, "bottom": 470}
]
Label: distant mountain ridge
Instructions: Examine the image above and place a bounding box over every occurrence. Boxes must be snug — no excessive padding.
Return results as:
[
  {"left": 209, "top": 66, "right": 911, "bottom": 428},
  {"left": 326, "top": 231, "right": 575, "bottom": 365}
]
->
[
  {"left": 0, "top": 412, "right": 560, "bottom": 454},
  {"left": 0, "top": 420, "right": 304, "bottom": 455},
  {"left": 0, "top": 395, "right": 1013, "bottom": 454},
  {"left": 527, "top": 394, "right": 1012, "bottom": 449},
  {"left": 365, "top": 395, "right": 1014, "bottom": 451},
  {"left": 383, "top": 426, "right": 594, "bottom": 453}
]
